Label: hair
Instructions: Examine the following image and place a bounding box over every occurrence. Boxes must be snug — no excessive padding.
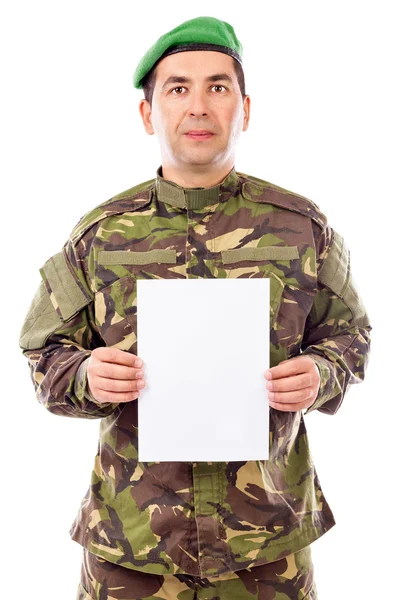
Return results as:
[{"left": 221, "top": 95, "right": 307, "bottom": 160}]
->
[{"left": 141, "top": 56, "right": 246, "bottom": 106}]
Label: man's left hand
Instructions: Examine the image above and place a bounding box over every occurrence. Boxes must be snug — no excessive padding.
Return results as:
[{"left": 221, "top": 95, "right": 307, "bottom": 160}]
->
[{"left": 264, "top": 356, "right": 320, "bottom": 412}]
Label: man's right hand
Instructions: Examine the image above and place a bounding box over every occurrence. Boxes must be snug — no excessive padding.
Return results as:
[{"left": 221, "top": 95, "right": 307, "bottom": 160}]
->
[{"left": 86, "top": 347, "right": 145, "bottom": 404}]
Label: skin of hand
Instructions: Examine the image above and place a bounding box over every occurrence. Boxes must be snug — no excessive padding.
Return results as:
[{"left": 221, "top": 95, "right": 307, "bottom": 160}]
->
[
  {"left": 264, "top": 356, "right": 321, "bottom": 412},
  {"left": 86, "top": 347, "right": 145, "bottom": 404}
]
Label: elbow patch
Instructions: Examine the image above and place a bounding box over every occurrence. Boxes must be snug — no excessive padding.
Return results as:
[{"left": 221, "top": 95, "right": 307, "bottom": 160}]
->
[
  {"left": 19, "top": 250, "right": 92, "bottom": 351},
  {"left": 318, "top": 230, "right": 371, "bottom": 329}
]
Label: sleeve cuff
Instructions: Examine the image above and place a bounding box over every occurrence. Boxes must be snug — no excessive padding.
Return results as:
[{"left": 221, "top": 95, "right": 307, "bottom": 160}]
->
[
  {"left": 303, "top": 354, "right": 333, "bottom": 415},
  {"left": 75, "top": 355, "right": 99, "bottom": 404}
]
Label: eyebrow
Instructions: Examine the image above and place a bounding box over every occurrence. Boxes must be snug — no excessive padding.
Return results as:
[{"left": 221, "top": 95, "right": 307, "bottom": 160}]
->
[{"left": 161, "top": 73, "right": 233, "bottom": 91}]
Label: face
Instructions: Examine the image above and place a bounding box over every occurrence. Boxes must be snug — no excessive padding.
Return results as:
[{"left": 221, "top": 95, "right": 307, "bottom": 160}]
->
[{"left": 139, "top": 50, "right": 250, "bottom": 171}]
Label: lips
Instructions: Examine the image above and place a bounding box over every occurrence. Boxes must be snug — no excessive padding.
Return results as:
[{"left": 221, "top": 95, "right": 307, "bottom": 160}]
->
[{"left": 184, "top": 130, "right": 214, "bottom": 140}]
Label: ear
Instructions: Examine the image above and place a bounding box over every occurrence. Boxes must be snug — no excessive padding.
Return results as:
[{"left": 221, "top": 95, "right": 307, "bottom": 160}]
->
[
  {"left": 242, "top": 95, "right": 251, "bottom": 132},
  {"left": 139, "top": 99, "right": 155, "bottom": 135}
]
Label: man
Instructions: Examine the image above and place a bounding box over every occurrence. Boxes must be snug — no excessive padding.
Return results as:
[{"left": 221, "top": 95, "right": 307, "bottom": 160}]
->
[{"left": 19, "top": 15, "right": 371, "bottom": 600}]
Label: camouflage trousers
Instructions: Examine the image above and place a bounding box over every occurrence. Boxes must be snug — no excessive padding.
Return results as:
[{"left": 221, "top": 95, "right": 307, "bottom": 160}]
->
[{"left": 76, "top": 545, "right": 318, "bottom": 599}]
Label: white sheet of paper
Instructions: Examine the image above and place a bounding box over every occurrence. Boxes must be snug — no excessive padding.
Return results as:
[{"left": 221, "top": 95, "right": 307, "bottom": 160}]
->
[{"left": 137, "top": 278, "right": 270, "bottom": 462}]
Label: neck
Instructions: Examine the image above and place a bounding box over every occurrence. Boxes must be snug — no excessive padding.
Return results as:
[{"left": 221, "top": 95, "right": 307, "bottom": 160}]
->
[{"left": 161, "top": 162, "right": 235, "bottom": 188}]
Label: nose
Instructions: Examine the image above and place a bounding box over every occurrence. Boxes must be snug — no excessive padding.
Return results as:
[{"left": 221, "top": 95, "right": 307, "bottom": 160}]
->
[{"left": 188, "top": 87, "right": 209, "bottom": 117}]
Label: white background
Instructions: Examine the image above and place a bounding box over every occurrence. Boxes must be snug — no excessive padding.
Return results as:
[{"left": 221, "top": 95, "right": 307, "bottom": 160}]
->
[{"left": 1, "top": 1, "right": 393, "bottom": 598}]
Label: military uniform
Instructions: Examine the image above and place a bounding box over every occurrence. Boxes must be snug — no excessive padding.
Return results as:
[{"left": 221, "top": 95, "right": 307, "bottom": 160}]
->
[{"left": 19, "top": 165, "right": 371, "bottom": 597}]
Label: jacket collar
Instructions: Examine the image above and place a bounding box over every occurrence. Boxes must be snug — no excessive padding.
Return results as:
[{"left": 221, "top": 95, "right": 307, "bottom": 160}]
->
[{"left": 154, "top": 165, "right": 240, "bottom": 209}]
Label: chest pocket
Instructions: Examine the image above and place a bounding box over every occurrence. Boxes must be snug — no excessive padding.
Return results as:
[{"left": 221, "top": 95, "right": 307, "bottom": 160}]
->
[
  {"left": 220, "top": 246, "right": 299, "bottom": 328},
  {"left": 94, "top": 249, "right": 178, "bottom": 350}
]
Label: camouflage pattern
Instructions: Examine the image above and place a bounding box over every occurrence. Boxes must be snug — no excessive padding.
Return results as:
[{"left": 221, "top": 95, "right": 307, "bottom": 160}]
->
[
  {"left": 19, "top": 165, "right": 372, "bottom": 579},
  {"left": 77, "top": 544, "right": 317, "bottom": 599}
]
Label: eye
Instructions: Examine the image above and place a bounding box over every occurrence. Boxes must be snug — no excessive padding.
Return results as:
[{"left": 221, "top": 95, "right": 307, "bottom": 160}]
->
[
  {"left": 170, "top": 86, "right": 186, "bottom": 94},
  {"left": 212, "top": 85, "right": 226, "bottom": 92}
]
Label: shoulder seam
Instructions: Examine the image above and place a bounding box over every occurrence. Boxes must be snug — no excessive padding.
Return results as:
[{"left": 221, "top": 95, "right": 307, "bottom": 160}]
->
[
  {"left": 69, "top": 181, "right": 155, "bottom": 245},
  {"left": 238, "top": 174, "right": 327, "bottom": 229}
]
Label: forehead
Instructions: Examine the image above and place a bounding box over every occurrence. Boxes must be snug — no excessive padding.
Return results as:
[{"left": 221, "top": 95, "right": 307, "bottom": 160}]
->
[{"left": 155, "top": 50, "right": 237, "bottom": 83}]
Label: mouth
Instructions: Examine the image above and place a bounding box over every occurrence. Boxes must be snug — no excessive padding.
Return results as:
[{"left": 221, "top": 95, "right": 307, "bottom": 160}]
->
[{"left": 184, "top": 131, "right": 215, "bottom": 141}]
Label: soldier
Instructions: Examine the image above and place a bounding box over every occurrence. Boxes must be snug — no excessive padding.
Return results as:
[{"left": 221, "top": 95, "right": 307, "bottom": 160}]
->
[{"left": 19, "top": 15, "right": 372, "bottom": 600}]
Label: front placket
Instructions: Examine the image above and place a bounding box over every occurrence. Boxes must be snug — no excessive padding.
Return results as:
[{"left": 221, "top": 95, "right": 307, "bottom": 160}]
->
[
  {"left": 193, "top": 461, "right": 228, "bottom": 577},
  {"left": 184, "top": 199, "right": 229, "bottom": 577}
]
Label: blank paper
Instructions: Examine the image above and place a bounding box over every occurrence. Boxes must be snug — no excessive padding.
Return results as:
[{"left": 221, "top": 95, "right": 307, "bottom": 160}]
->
[{"left": 136, "top": 278, "right": 270, "bottom": 462}]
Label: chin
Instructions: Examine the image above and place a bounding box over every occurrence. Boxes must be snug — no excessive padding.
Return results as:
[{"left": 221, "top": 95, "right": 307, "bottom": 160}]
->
[{"left": 181, "top": 151, "right": 221, "bottom": 165}]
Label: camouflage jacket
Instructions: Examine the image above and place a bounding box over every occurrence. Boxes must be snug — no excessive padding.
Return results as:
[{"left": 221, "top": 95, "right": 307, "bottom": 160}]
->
[{"left": 19, "top": 165, "right": 372, "bottom": 578}]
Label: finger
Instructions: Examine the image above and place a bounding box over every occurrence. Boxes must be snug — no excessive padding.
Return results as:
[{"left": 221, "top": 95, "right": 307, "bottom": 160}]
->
[
  {"left": 95, "top": 389, "right": 141, "bottom": 404},
  {"left": 94, "top": 362, "right": 144, "bottom": 381},
  {"left": 267, "top": 387, "right": 314, "bottom": 404},
  {"left": 265, "top": 356, "right": 310, "bottom": 380},
  {"left": 94, "top": 347, "right": 144, "bottom": 368},
  {"left": 269, "top": 400, "right": 308, "bottom": 412},
  {"left": 95, "top": 376, "right": 145, "bottom": 393},
  {"left": 266, "top": 373, "right": 313, "bottom": 393}
]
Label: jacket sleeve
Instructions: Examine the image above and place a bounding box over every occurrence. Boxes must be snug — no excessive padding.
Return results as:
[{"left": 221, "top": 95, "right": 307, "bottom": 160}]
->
[
  {"left": 300, "top": 223, "right": 372, "bottom": 416},
  {"left": 18, "top": 237, "right": 119, "bottom": 419}
]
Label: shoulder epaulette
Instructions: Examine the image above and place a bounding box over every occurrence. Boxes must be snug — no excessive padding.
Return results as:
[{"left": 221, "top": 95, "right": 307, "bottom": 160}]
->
[
  {"left": 238, "top": 172, "right": 328, "bottom": 230},
  {"left": 69, "top": 178, "right": 155, "bottom": 245}
]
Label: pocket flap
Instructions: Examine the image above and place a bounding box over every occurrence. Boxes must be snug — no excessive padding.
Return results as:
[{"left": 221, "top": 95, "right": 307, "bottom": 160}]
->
[
  {"left": 98, "top": 249, "right": 177, "bottom": 265},
  {"left": 19, "top": 279, "right": 63, "bottom": 350},
  {"left": 39, "top": 250, "right": 91, "bottom": 321},
  {"left": 221, "top": 246, "right": 299, "bottom": 264}
]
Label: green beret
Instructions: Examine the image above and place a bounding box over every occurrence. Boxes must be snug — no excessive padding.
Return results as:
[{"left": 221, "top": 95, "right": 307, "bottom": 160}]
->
[{"left": 133, "top": 16, "right": 243, "bottom": 89}]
